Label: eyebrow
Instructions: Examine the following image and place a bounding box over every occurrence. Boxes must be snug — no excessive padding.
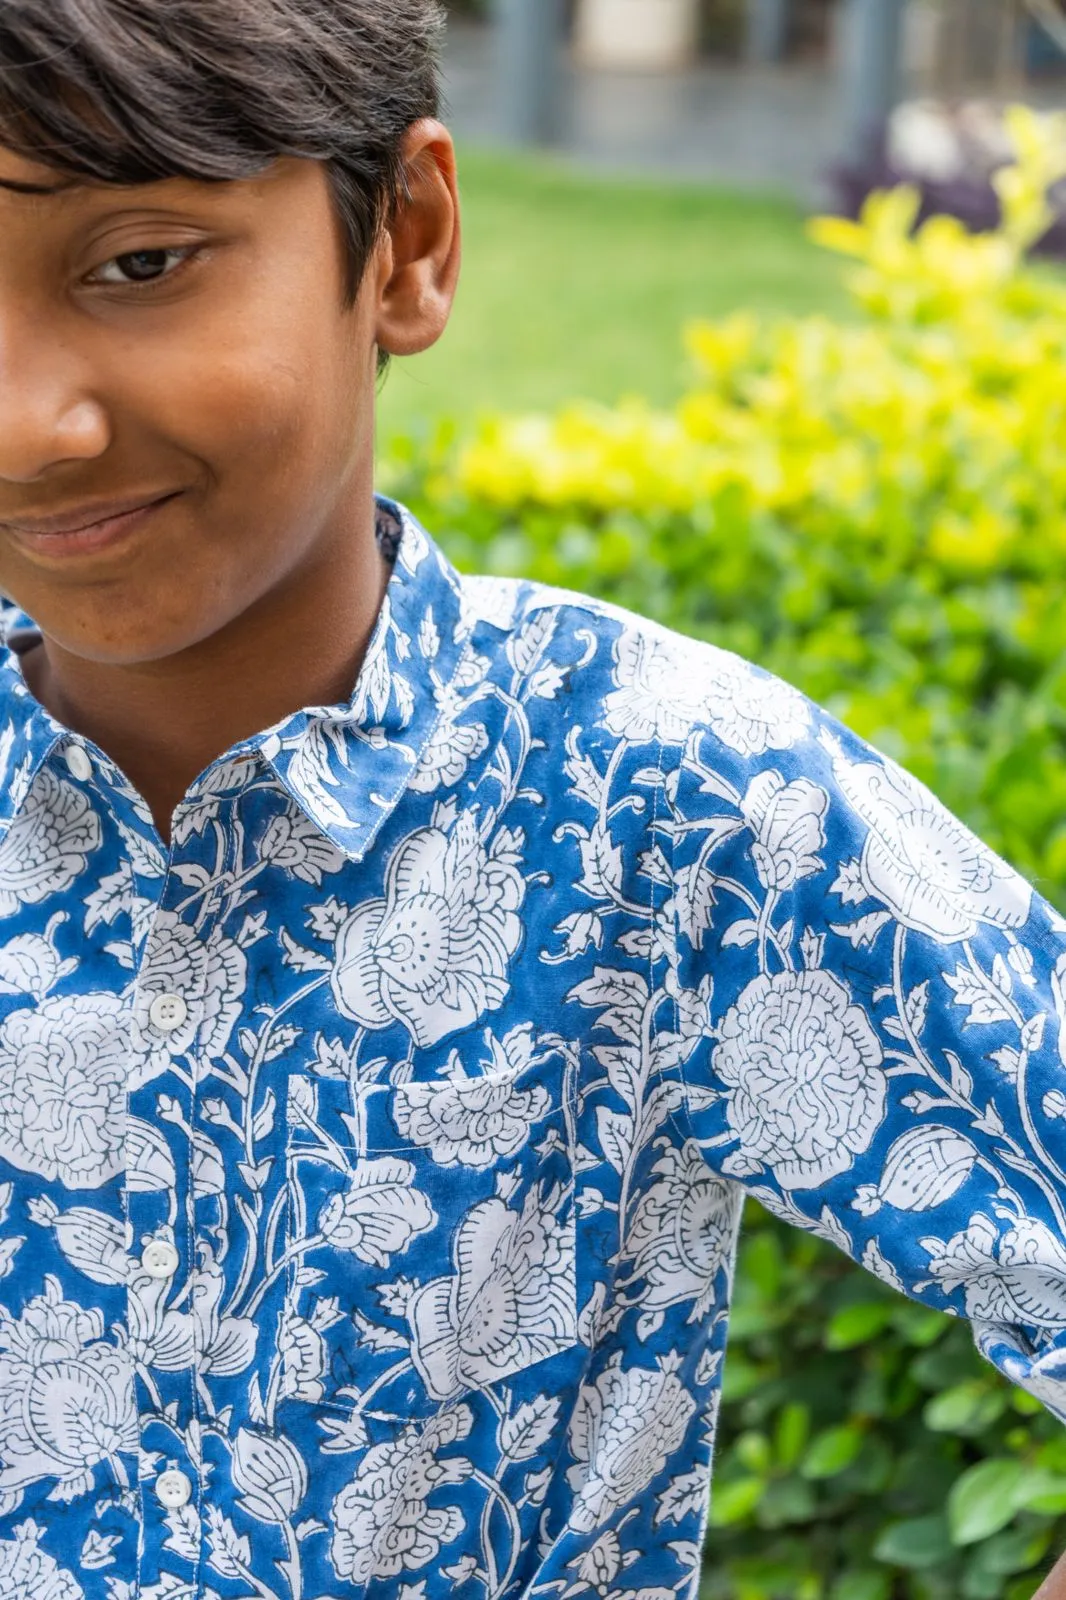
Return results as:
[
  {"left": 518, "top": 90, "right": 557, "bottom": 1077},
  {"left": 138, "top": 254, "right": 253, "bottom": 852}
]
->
[{"left": 0, "top": 175, "right": 84, "bottom": 196}]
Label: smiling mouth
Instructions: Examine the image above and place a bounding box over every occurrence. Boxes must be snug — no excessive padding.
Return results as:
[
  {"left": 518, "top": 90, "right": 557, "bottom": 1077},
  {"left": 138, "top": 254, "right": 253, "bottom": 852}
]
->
[{"left": 3, "top": 492, "right": 184, "bottom": 559}]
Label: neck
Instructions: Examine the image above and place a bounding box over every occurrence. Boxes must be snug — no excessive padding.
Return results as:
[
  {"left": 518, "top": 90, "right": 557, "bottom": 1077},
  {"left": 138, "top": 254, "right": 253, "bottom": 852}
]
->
[{"left": 19, "top": 500, "right": 389, "bottom": 846}]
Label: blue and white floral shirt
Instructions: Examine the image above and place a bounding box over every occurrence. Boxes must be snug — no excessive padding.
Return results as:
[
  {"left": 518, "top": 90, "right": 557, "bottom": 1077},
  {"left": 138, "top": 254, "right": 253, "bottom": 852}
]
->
[{"left": 0, "top": 496, "right": 1062, "bottom": 1600}]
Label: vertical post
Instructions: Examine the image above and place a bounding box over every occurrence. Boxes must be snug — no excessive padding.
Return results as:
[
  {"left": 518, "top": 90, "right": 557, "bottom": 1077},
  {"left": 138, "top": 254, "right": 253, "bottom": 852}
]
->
[
  {"left": 495, "top": 0, "right": 567, "bottom": 147},
  {"left": 838, "top": 0, "right": 907, "bottom": 167},
  {"left": 744, "top": 0, "right": 792, "bottom": 64}
]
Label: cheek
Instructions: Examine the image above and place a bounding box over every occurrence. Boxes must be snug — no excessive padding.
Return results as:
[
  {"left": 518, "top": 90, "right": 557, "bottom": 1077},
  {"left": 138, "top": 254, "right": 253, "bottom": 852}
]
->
[{"left": 0, "top": 340, "right": 370, "bottom": 665}]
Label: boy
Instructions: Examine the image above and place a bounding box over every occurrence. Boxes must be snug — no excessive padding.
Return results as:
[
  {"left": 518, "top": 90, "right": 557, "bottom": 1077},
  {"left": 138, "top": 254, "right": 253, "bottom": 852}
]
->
[{"left": 0, "top": 2, "right": 1061, "bottom": 1598}]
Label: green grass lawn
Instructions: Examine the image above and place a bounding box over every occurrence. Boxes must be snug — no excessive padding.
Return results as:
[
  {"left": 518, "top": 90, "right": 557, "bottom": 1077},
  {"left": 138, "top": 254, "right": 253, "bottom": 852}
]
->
[{"left": 376, "top": 145, "right": 850, "bottom": 445}]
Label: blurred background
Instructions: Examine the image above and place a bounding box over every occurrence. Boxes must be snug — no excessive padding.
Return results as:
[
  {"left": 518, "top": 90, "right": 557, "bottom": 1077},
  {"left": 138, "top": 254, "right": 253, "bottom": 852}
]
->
[
  {"left": 379, "top": 0, "right": 1066, "bottom": 435},
  {"left": 379, "top": 6, "right": 1066, "bottom": 1599}
]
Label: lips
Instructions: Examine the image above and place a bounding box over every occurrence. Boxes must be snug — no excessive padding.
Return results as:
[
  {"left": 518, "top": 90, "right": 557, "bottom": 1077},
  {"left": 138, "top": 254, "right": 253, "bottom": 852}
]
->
[
  {"left": 1, "top": 492, "right": 183, "bottom": 560},
  {"left": 2, "top": 492, "right": 180, "bottom": 538}
]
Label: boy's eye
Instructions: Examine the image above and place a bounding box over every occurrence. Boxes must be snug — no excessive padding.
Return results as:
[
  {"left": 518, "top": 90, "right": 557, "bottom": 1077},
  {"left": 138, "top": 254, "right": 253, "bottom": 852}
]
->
[{"left": 89, "top": 247, "right": 196, "bottom": 289}]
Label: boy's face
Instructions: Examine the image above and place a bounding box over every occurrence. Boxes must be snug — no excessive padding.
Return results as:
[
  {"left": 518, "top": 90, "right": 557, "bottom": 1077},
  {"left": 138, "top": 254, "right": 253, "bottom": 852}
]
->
[{"left": 0, "top": 146, "right": 441, "bottom": 665}]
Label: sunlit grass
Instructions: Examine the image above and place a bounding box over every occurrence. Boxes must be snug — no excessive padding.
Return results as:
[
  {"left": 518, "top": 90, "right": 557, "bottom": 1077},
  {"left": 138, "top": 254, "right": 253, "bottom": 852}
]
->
[{"left": 376, "top": 144, "right": 849, "bottom": 443}]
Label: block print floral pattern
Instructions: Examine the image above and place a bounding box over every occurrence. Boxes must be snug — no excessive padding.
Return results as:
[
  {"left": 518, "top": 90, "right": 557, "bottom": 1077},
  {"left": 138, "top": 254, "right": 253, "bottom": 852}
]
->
[{"left": 0, "top": 497, "right": 1059, "bottom": 1599}]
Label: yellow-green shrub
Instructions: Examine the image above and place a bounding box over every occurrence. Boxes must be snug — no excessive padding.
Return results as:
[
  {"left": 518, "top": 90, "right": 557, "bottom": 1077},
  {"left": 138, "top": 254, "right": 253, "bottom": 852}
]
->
[{"left": 385, "top": 106, "right": 1066, "bottom": 1600}]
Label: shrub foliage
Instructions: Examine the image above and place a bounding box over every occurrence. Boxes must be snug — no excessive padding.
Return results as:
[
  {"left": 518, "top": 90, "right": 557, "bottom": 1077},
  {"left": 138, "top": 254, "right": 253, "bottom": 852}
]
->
[{"left": 383, "top": 107, "right": 1066, "bottom": 1599}]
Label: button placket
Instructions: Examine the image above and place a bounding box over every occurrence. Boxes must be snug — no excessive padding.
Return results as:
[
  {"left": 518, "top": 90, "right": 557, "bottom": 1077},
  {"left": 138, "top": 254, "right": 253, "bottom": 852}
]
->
[{"left": 127, "top": 902, "right": 211, "bottom": 1592}]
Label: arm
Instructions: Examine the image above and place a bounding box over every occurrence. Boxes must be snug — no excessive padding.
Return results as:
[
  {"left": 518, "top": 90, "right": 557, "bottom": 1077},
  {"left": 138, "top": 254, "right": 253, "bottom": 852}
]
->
[
  {"left": 1033, "top": 1550, "right": 1066, "bottom": 1599},
  {"left": 668, "top": 681, "right": 1066, "bottom": 1426}
]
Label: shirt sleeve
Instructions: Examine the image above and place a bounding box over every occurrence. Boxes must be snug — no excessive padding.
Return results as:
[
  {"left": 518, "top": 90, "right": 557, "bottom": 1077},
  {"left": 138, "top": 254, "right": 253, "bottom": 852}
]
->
[{"left": 668, "top": 677, "right": 1066, "bottom": 1424}]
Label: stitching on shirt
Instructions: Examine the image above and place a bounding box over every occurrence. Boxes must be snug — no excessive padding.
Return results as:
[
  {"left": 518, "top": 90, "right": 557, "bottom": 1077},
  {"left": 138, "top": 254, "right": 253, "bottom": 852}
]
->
[{"left": 663, "top": 734, "right": 703, "bottom": 1159}]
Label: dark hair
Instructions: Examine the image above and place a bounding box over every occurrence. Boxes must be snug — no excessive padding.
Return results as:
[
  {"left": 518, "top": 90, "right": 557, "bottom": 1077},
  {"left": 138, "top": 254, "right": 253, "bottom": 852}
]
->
[{"left": 0, "top": 0, "right": 446, "bottom": 309}]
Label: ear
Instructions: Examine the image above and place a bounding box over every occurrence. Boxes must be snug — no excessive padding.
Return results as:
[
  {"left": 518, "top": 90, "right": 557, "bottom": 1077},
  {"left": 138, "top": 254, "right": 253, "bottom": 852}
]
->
[{"left": 373, "top": 119, "right": 461, "bottom": 359}]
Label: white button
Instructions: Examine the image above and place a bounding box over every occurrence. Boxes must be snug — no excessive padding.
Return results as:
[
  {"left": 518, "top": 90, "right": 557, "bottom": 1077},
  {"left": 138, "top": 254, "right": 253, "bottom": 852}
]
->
[
  {"left": 141, "top": 1240, "right": 179, "bottom": 1281},
  {"left": 148, "top": 993, "right": 188, "bottom": 1033},
  {"left": 156, "top": 1469, "right": 193, "bottom": 1509},
  {"left": 65, "top": 745, "right": 93, "bottom": 782}
]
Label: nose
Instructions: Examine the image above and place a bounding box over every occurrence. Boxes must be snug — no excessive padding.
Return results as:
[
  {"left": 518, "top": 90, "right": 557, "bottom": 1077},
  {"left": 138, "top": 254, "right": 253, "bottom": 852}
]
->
[{"left": 0, "top": 320, "right": 111, "bottom": 482}]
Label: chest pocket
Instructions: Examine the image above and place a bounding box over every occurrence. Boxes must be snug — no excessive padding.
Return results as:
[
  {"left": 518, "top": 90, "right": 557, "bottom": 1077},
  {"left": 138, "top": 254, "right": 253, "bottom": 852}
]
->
[{"left": 281, "top": 1038, "right": 578, "bottom": 1428}]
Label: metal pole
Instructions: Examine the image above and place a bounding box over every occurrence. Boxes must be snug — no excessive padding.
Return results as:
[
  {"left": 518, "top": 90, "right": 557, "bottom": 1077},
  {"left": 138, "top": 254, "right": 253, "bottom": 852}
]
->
[
  {"left": 495, "top": 0, "right": 567, "bottom": 147},
  {"left": 744, "top": 0, "right": 792, "bottom": 64},
  {"left": 838, "top": 0, "right": 907, "bottom": 167}
]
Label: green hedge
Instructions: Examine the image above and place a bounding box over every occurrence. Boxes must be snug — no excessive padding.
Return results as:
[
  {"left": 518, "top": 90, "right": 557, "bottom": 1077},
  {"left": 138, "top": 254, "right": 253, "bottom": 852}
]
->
[{"left": 380, "top": 109, "right": 1066, "bottom": 1599}]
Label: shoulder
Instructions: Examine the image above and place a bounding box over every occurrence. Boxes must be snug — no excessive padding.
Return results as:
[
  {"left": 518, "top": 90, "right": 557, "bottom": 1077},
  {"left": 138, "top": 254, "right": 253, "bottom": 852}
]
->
[{"left": 458, "top": 569, "right": 814, "bottom": 757}]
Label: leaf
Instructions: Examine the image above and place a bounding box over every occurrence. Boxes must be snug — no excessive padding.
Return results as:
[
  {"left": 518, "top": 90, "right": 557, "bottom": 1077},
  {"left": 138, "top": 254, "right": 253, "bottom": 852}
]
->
[
  {"left": 596, "top": 1106, "right": 634, "bottom": 1174},
  {"left": 564, "top": 728, "right": 604, "bottom": 810},
  {"left": 946, "top": 1050, "right": 973, "bottom": 1100},
  {"left": 674, "top": 860, "right": 719, "bottom": 949},
  {"left": 352, "top": 1311, "right": 408, "bottom": 1353},
  {"left": 498, "top": 1394, "right": 561, "bottom": 1461},
  {"left": 507, "top": 609, "right": 555, "bottom": 675},
  {"left": 943, "top": 965, "right": 1012, "bottom": 1026},
  {"left": 905, "top": 981, "right": 929, "bottom": 1037},
  {"left": 947, "top": 1458, "right": 1026, "bottom": 1546},
  {"left": 1021, "top": 1011, "right": 1046, "bottom": 1053},
  {"left": 923, "top": 1380, "right": 1008, "bottom": 1436},
  {"left": 252, "top": 1091, "right": 277, "bottom": 1144},
  {"left": 707, "top": 1477, "right": 764, "bottom": 1527},
  {"left": 263, "top": 1025, "right": 303, "bottom": 1064},
  {"left": 638, "top": 845, "right": 672, "bottom": 885},
  {"left": 568, "top": 966, "right": 648, "bottom": 1044},
  {"left": 593, "top": 1044, "right": 642, "bottom": 1105},
  {"left": 721, "top": 918, "right": 759, "bottom": 949},
  {"left": 800, "top": 1423, "right": 865, "bottom": 1479},
  {"left": 279, "top": 929, "right": 332, "bottom": 973},
  {"left": 824, "top": 1301, "right": 893, "bottom": 1350},
  {"left": 873, "top": 1514, "right": 953, "bottom": 1570},
  {"left": 306, "top": 897, "right": 351, "bottom": 943},
  {"left": 991, "top": 953, "right": 1013, "bottom": 998},
  {"left": 830, "top": 1570, "right": 892, "bottom": 1600},
  {"left": 829, "top": 911, "right": 893, "bottom": 949},
  {"left": 170, "top": 862, "right": 211, "bottom": 890},
  {"left": 579, "top": 826, "right": 624, "bottom": 898}
]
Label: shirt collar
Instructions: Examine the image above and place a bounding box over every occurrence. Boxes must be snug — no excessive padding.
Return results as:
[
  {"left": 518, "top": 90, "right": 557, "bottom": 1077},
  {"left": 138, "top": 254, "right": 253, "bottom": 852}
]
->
[{"left": 0, "top": 496, "right": 468, "bottom": 863}]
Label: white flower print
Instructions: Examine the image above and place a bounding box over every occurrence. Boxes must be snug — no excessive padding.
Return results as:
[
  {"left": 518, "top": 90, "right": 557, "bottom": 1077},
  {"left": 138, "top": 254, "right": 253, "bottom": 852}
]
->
[
  {"left": 232, "top": 1428, "right": 307, "bottom": 1524},
  {"left": 279, "top": 1299, "right": 336, "bottom": 1405},
  {"left": 0, "top": 1277, "right": 137, "bottom": 1505},
  {"left": 409, "top": 652, "right": 490, "bottom": 794},
  {"left": 329, "top": 1407, "right": 473, "bottom": 1583},
  {"left": 0, "top": 767, "right": 101, "bottom": 920},
  {"left": 409, "top": 1183, "right": 576, "bottom": 1402},
  {"left": 129, "top": 911, "right": 247, "bottom": 1086},
  {"left": 740, "top": 771, "right": 828, "bottom": 892},
  {"left": 996, "top": 1344, "right": 1066, "bottom": 1426},
  {"left": 0, "top": 912, "right": 76, "bottom": 1000},
  {"left": 920, "top": 1211, "right": 1066, "bottom": 1327},
  {"left": 603, "top": 631, "right": 717, "bottom": 744},
  {"left": 567, "top": 1352, "right": 696, "bottom": 1533},
  {"left": 276, "top": 719, "right": 359, "bottom": 832},
  {"left": 27, "top": 1198, "right": 129, "bottom": 1287},
  {"left": 0, "top": 1520, "right": 83, "bottom": 1600},
  {"left": 257, "top": 804, "right": 347, "bottom": 884},
  {"left": 826, "top": 739, "right": 1033, "bottom": 941},
  {"left": 622, "top": 1142, "right": 740, "bottom": 1322},
  {"left": 124, "top": 1269, "right": 194, "bottom": 1374},
  {"left": 700, "top": 652, "right": 812, "bottom": 758},
  {"left": 318, "top": 1157, "right": 437, "bottom": 1266},
  {"left": 331, "top": 813, "right": 525, "bottom": 1047},
  {"left": 0, "top": 993, "right": 127, "bottom": 1188},
  {"left": 461, "top": 574, "right": 521, "bottom": 633},
  {"left": 604, "top": 630, "right": 810, "bottom": 754},
  {"left": 712, "top": 969, "right": 886, "bottom": 1190},
  {"left": 392, "top": 1025, "right": 549, "bottom": 1169}
]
